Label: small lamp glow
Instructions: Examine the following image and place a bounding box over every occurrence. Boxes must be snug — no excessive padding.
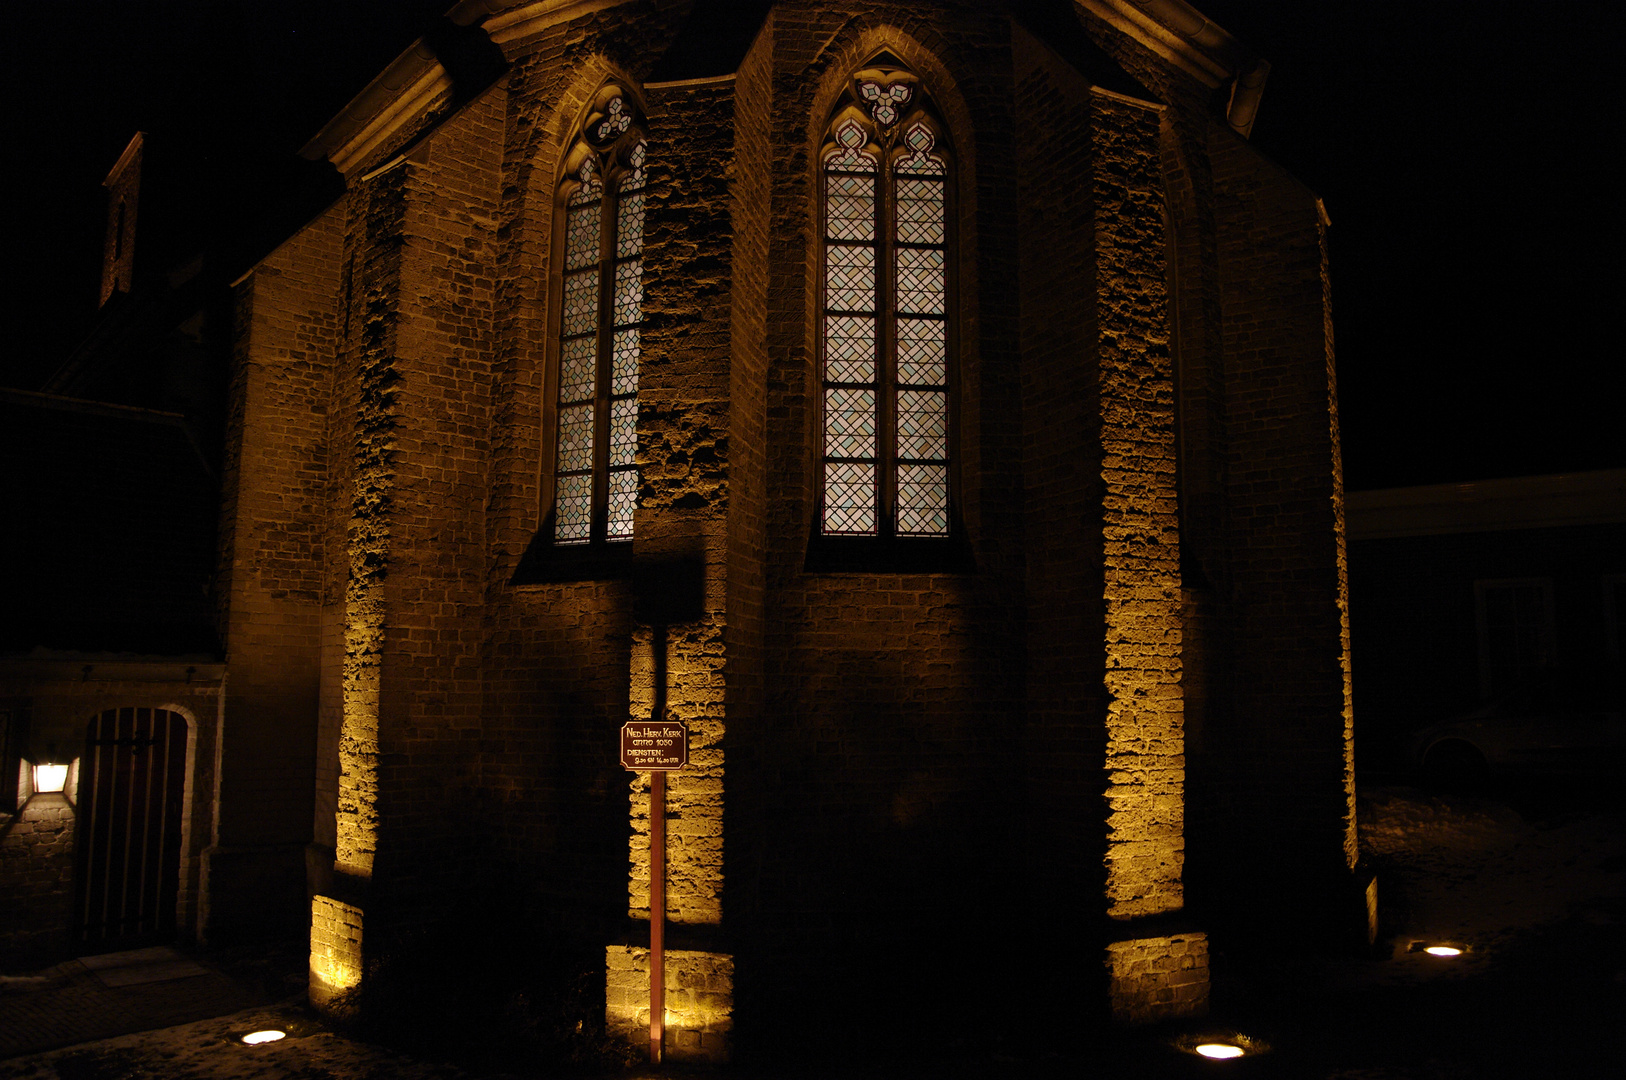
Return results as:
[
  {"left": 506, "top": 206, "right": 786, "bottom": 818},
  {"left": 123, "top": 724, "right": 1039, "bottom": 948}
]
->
[
  {"left": 1424, "top": 945, "right": 1462, "bottom": 957},
  {"left": 32, "top": 763, "right": 68, "bottom": 794},
  {"left": 241, "top": 1030, "right": 286, "bottom": 1045},
  {"left": 1195, "top": 1043, "right": 1246, "bottom": 1059}
]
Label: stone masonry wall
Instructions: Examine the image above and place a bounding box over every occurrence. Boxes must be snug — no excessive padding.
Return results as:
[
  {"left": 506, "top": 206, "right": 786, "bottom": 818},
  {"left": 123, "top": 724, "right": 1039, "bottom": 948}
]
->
[
  {"left": 1092, "top": 87, "right": 1184, "bottom": 923},
  {"left": 0, "top": 795, "right": 77, "bottom": 965},
  {"left": 623, "top": 78, "right": 739, "bottom": 929}
]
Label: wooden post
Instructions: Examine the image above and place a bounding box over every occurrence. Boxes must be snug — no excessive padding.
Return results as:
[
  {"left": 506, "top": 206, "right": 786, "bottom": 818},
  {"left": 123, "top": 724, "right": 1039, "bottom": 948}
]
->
[{"left": 649, "top": 768, "right": 665, "bottom": 1064}]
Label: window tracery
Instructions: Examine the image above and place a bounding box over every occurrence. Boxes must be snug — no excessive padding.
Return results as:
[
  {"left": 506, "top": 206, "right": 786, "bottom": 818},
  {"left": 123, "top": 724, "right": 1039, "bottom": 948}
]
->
[
  {"left": 552, "top": 85, "right": 646, "bottom": 545},
  {"left": 818, "top": 65, "right": 952, "bottom": 539}
]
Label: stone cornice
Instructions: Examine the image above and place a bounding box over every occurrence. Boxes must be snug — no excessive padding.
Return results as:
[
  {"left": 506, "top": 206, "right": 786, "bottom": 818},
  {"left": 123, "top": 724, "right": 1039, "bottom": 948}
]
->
[{"left": 1076, "top": 0, "right": 1247, "bottom": 88}]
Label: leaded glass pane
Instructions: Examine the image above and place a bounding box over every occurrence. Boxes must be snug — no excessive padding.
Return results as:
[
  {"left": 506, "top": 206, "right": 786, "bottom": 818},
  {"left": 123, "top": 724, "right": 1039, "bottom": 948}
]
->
[
  {"left": 617, "top": 189, "right": 645, "bottom": 258},
  {"left": 610, "top": 397, "right": 637, "bottom": 468},
  {"left": 825, "top": 119, "right": 877, "bottom": 173},
  {"left": 622, "top": 140, "right": 647, "bottom": 192},
  {"left": 614, "top": 259, "right": 643, "bottom": 327},
  {"left": 824, "top": 314, "right": 875, "bottom": 384},
  {"left": 896, "top": 463, "right": 948, "bottom": 537},
  {"left": 554, "top": 473, "right": 592, "bottom": 543},
  {"left": 556, "top": 404, "right": 594, "bottom": 473},
  {"left": 895, "top": 177, "right": 945, "bottom": 245},
  {"left": 897, "top": 389, "right": 947, "bottom": 460},
  {"left": 897, "top": 318, "right": 945, "bottom": 386},
  {"left": 823, "top": 461, "right": 876, "bottom": 535},
  {"left": 565, "top": 203, "right": 600, "bottom": 269},
  {"left": 563, "top": 269, "right": 598, "bottom": 337},
  {"left": 612, "top": 328, "right": 639, "bottom": 396},
  {"left": 826, "top": 244, "right": 875, "bottom": 312},
  {"left": 607, "top": 469, "right": 637, "bottom": 540},
  {"left": 825, "top": 173, "right": 875, "bottom": 242},
  {"left": 559, "top": 335, "right": 596, "bottom": 403},
  {"left": 895, "top": 247, "right": 944, "bottom": 316},
  {"left": 824, "top": 387, "right": 876, "bottom": 458},
  {"left": 568, "top": 157, "right": 602, "bottom": 206}
]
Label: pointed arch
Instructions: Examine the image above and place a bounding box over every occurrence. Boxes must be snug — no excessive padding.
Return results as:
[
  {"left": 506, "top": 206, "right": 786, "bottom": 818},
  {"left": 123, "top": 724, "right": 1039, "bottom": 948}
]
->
[
  {"left": 815, "top": 54, "right": 956, "bottom": 540},
  {"left": 542, "top": 78, "right": 649, "bottom": 545}
]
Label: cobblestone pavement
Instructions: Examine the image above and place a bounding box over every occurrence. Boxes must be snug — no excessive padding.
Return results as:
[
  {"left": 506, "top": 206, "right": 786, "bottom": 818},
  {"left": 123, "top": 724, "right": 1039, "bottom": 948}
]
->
[
  {"left": 0, "top": 947, "right": 264, "bottom": 1060},
  {"left": 0, "top": 1002, "right": 484, "bottom": 1080}
]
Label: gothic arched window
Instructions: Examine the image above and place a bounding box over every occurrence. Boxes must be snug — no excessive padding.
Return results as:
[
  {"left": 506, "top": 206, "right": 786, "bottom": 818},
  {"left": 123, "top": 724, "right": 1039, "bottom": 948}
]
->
[
  {"left": 550, "top": 87, "right": 647, "bottom": 545},
  {"left": 818, "top": 65, "right": 953, "bottom": 540}
]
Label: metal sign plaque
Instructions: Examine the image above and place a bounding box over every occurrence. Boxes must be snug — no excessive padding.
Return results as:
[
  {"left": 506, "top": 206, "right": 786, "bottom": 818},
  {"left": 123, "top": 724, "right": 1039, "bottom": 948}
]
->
[{"left": 620, "top": 720, "right": 689, "bottom": 771}]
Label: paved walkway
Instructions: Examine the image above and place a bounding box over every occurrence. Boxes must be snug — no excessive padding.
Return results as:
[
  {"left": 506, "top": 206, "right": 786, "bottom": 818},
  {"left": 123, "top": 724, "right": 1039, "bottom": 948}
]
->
[{"left": 0, "top": 946, "right": 266, "bottom": 1060}]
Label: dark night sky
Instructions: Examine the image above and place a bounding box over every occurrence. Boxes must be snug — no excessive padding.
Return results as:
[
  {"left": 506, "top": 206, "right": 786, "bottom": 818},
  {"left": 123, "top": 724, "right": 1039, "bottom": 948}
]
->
[{"left": 4, "top": 0, "right": 1622, "bottom": 490}]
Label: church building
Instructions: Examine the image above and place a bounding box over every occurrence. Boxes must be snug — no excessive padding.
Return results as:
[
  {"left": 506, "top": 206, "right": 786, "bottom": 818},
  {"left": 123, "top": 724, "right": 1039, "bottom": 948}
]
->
[{"left": 4, "top": 0, "right": 1361, "bottom": 1061}]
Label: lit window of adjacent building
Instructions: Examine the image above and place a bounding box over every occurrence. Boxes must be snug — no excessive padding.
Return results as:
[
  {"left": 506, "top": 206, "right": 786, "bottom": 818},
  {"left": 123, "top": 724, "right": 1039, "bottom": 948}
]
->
[
  {"left": 817, "top": 64, "right": 953, "bottom": 540},
  {"left": 550, "top": 87, "right": 646, "bottom": 545}
]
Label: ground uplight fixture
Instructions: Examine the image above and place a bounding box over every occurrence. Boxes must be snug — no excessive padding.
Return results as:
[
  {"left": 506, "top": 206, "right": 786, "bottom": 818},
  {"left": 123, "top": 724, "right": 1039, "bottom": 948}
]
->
[
  {"left": 241, "top": 1030, "right": 286, "bottom": 1045},
  {"left": 1173, "top": 1031, "right": 1267, "bottom": 1060},
  {"left": 1408, "top": 940, "right": 1467, "bottom": 957},
  {"left": 1195, "top": 1043, "right": 1246, "bottom": 1059}
]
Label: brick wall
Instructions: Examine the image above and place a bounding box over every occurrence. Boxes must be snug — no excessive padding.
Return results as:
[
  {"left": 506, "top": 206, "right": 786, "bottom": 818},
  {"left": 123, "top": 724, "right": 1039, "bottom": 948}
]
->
[
  {"left": 1206, "top": 128, "right": 1356, "bottom": 926},
  {"left": 215, "top": 199, "right": 344, "bottom": 939}
]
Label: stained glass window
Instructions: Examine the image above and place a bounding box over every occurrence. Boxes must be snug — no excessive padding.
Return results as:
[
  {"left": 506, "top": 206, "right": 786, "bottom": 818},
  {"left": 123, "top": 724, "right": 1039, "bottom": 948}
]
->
[
  {"left": 552, "top": 88, "right": 646, "bottom": 545},
  {"left": 819, "top": 77, "right": 951, "bottom": 540}
]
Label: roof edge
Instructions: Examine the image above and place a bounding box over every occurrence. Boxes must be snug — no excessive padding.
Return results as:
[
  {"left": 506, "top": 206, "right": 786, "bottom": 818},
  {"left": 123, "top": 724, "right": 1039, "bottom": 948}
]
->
[{"left": 1346, "top": 469, "right": 1626, "bottom": 540}]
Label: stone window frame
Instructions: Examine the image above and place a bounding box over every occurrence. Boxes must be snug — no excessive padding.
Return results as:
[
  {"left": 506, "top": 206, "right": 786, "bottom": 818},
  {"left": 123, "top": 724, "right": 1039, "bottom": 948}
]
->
[
  {"left": 806, "top": 60, "right": 970, "bottom": 573},
  {"left": 539, "top": 82, "right": 649, "bottom": 551}
]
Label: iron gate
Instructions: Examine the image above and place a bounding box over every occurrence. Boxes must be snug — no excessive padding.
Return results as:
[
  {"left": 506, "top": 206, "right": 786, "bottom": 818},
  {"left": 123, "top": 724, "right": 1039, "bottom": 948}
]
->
[{"left": 74, "top": 707, "right": 188, "bottom": 949}]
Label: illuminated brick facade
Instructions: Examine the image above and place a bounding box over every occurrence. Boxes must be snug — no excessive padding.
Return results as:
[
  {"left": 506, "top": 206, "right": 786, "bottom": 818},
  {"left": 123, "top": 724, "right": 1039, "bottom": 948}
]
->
[{"left": 204, "top": 0, "right": 1357, "bottom": 1057}]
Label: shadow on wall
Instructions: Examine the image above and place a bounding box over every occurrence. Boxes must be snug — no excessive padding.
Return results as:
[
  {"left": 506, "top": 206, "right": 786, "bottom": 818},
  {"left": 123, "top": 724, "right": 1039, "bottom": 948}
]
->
[{"left": 737, "top": 647, "right": 1026, "bottom": 1058}]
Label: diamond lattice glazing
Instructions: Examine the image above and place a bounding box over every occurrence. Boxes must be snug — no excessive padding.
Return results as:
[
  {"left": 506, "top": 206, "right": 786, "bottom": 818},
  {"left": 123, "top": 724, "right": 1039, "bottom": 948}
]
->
[
  {"left": 614, "top": 259, "right": 643, "bottom": 327},
  {"left": 559, "top": 335, "right": 596, "bottom": 403},
  {"left": 897, "top": 319, "right": 945, "bottom": 385},
  {"left": 824, "top": 315, "right": 876, "bottom": 384},
  {"left": 610, "top": 397, "right": 637, "bottom": 467},
  {"left": 895, "top": 177, "right": 945, "bottom": 245},
  {"left": 612, "top": 329, "right": 639, "bottom": 396},
  {"left": 566, "top": 203, "right": 599, "bottom": 269},
  {"left": 556, "top": 404, "right": 594, "bottom": 473},
  {"left": 607, "top": 469, "right": 637, "bottom": 539},
  {"left": 897, "top": 390, "right": 947, "bottom": 460},
  {"left": 563, "top": 270, "right": 598, "bottom": 337},
  {"left": 823, "top": 462, "right": 877, "bottom": 535},
  {"left": 895, "top": 247, "right": 945, "bottom": 315},
  {"left": 826, "top": 245, "right": 876, "bottom": 312},
  {"left": 824, "top": 387, "right": 876, "bottom": 457},
  {"left": 555, "top": 473, "right": 592, "bottom": 543},
  {"left": 896, "top": 463, "right": 948, "bottom": 536},
  {"left": 616, "top": 190, "right": 645, "bottom": 258},
  {"left": 826, "top": 173, "right": 876, "bottom": 242}
]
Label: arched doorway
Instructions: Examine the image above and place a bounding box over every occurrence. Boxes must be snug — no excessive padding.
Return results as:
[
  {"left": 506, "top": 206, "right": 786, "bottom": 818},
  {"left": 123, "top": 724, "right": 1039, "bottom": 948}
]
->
[{"left": 73, "top": 707, "right": 189, "bottom": 950}]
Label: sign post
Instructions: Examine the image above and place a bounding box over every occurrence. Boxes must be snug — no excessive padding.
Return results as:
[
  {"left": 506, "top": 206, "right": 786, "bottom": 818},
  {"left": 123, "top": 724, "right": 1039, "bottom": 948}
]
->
[{"left": 620, "top": 717, "right": 687, "bottom": 1064}]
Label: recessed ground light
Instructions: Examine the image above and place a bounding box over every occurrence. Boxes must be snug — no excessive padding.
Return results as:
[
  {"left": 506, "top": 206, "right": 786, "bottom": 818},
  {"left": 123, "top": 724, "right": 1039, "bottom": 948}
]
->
[
  {"left": 1195, "top": 1042, "right": 1246, "bottom": 1059},
  {"left": 1423, "top": 945, "right": 1463, "bottom": 956},
  {"left": 1173, "top": 1031, "right": 1267, "bottom": 1060},
  {"left": 241, "top": 1030, "right": 286, "bottom": 1045}
]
